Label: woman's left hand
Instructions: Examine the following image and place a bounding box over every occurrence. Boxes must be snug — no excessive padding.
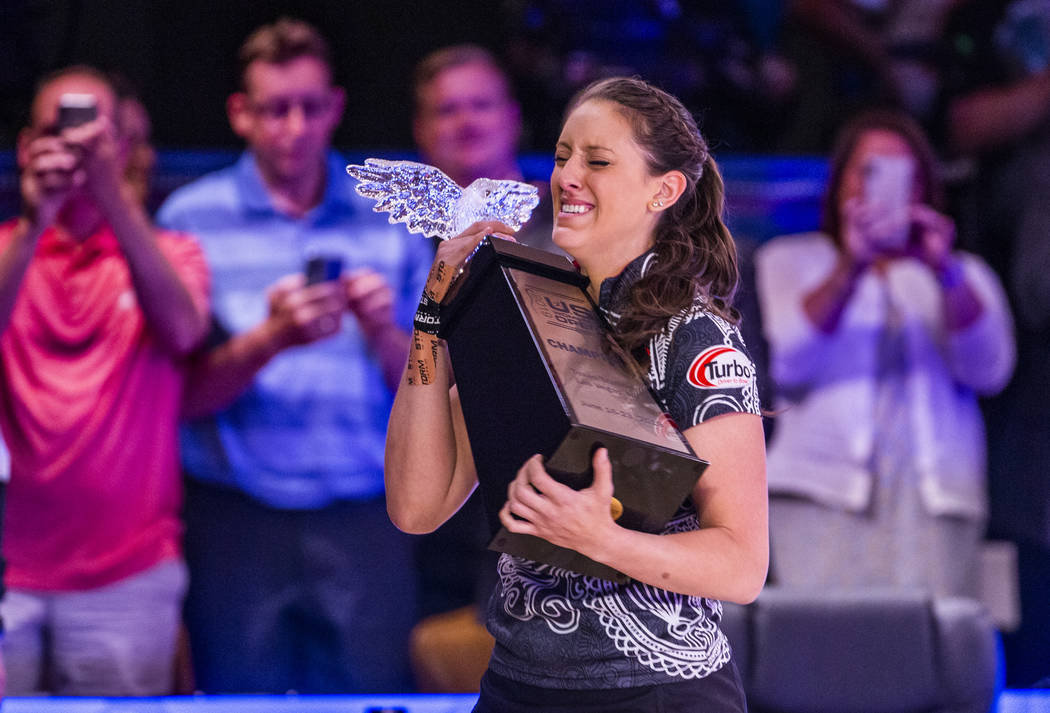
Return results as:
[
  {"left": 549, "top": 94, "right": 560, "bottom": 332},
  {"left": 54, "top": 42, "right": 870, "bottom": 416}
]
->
[
  {"left": 499, "top": 448, "right": 617, "bottom": 557},
  {"left": 908, "top": 204, "right": 956, "bottom": 270}
]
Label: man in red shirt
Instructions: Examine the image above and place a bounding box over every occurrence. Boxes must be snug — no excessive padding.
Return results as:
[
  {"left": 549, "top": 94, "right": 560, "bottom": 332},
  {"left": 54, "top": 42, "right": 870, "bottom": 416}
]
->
[{"left": 0, "top": 66, "right": 210, "bottom": 695}]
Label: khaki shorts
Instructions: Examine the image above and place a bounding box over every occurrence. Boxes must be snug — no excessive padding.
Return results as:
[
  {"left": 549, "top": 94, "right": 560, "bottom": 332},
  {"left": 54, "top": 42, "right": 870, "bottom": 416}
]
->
[{"left": 1, "top": 558, "right": 187, "bottom": 696}]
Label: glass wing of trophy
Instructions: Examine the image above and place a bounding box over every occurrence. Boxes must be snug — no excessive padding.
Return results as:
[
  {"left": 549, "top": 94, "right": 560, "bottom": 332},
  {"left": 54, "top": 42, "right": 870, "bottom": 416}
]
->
[
  {"left": 346, "top": 158, "right": 540, "bottom": 240},
  {"left": 347, "top": 159, "right": 707, "bottom": 583}
]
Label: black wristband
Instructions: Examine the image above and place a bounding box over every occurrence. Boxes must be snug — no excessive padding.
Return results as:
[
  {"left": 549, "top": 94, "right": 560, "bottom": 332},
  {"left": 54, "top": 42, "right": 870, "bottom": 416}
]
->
[{"left": 414, "top": 292, "right": 441, "bottom": 335}]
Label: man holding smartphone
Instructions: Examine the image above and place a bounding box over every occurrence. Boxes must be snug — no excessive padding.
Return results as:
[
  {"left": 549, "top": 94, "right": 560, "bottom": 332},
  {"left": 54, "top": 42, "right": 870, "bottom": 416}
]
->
[
  {"left": 0, "top": 66, "right": 211, "bottom": 695},
  {"left": 157, "top": 18, "right": 429, "bottom": 693}
]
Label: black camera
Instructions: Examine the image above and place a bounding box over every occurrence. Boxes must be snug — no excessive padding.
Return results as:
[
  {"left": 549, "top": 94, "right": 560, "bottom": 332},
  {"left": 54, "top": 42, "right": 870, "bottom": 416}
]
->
[{"left": 57, "top": 93, "right": 98, "bottom": 130}]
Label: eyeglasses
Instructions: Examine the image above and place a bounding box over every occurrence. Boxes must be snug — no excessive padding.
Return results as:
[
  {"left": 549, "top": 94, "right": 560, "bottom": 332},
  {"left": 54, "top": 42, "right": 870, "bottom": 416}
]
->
[{"left": 247, "top": 95, "right": 333, "bottom": 122}]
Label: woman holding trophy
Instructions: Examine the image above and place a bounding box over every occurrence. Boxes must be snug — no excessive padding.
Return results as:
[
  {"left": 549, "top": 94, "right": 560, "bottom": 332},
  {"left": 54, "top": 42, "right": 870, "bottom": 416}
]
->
[{"left": 385, "top": 77, "right": 767, "bottom": 712}]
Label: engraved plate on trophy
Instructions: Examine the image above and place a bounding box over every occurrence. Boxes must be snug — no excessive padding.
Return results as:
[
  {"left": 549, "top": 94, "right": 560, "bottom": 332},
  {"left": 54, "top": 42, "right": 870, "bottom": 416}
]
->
[{"left": 511, "top": 269, "right": 692, "bottom": 456}]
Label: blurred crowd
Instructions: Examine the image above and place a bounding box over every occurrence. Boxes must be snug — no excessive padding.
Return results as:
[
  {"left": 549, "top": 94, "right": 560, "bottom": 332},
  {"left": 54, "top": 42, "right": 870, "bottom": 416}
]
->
[{"left": 0, "top": 0, "right": 1049, "bottom": 698}]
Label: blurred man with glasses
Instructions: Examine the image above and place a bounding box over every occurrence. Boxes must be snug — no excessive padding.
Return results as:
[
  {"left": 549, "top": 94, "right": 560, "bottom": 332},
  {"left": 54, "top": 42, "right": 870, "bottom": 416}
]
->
[{"left": 158, "top": 18, "right": 428, "bottom": 694}]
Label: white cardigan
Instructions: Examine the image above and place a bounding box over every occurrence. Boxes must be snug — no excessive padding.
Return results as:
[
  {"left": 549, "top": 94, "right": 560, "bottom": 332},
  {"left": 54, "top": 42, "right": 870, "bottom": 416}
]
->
[{"left": 755, "top": 232, "right": 1016, "bottom": 520}]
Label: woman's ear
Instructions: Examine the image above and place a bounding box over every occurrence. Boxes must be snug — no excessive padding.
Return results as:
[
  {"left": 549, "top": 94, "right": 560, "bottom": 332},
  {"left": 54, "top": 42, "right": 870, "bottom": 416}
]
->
[{"left": 649, "top": 170, "right": 688, "bottom": 212}]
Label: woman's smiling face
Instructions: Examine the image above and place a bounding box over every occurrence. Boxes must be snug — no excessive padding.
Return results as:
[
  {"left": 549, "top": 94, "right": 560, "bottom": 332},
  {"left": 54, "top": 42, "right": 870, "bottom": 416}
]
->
[{"left": 550, "top": 99, "right": 665, "bottom": 271}]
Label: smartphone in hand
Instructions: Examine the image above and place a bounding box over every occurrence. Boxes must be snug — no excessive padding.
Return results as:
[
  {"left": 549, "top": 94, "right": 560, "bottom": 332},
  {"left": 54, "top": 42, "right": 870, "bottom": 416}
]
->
[
  {"left": 863, "top": 154, "right": 914, "bottom": 251},
  {"left": 304, "top": 255, "right": 344, "bottom": 285},
  {"left": 57, "top": 93, "right": 98, "bottom": 130}
]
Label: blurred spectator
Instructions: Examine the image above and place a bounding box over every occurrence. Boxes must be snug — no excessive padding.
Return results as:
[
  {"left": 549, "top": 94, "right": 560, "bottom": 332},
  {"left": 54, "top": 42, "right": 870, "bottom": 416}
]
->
[
  {"left": 410, "top": 45, "right": 529, "bottom": 628},
  {"left": 157, "top": 18, "right": 429, "bottom": 693},
  {"left": 410, "top": 42, "right": 570, "bottom": 619},
  {"left": 412, "top": 44, "right": 558, "bottom": 254},
  {"left": 755, "top": 110, "right": 1014, "bottom": 597},
  {"left": 498, "top": 0, "right": 797, "bottom": 152},
  {"left": 779, "top": 0, "right": 958, "bottom": 151},
  {"left": 111, "top": 78, "right": 157, "bottom": 211},
  {"left": 119, "top": 96, "right": 154, "bottom": 203},
  {"left": 937, "top": 0, "right": 1050, "bottom": 275},
  {"left": 0, "top": 65, "right": 210, "bottom": 695},
  {"left": 938, "top": 0, "right": 1050, "bottom": 687}
]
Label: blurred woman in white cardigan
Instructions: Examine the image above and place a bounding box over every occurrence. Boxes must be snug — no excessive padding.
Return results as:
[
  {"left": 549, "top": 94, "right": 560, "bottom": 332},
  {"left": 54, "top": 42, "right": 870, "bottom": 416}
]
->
[{"left": 756, "top": 110, "right": 1015, "bottom": 597}]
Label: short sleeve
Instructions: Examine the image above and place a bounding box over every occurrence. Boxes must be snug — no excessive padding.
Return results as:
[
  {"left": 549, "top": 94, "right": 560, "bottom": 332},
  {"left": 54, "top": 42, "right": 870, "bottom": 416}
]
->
[
  {"left": 654, "top": 312, "right": 761, "bottom": 429},
  {"left": 156, "top": 230, "right": 211, "bottom": 319}
]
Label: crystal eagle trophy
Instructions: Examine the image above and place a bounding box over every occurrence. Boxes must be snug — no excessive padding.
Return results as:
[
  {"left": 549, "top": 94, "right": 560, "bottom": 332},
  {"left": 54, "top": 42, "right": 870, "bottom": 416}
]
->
[{"left": 347, "top": 159, "right": 706, "bottom": 582}]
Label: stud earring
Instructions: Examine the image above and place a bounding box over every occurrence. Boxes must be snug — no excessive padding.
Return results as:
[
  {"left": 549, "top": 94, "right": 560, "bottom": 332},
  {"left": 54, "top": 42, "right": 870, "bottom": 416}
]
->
[{"left": 652, "top": 199, "right": 664, "bottom": 208}]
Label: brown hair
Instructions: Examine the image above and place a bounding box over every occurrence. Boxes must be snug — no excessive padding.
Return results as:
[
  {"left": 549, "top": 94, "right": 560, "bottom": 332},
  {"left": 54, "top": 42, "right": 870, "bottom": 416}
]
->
[
  {"left": 237, "top": 17, "right": 332, "bottom": 89},
  {"left": 565, "top": 77, "right": 740, "bottom": 359},
  {"left": 411, "top": 44, "right": 511, "bottom": 113},
  {"left": 822, "top": 108, "right": 945, "bottom": 246}
]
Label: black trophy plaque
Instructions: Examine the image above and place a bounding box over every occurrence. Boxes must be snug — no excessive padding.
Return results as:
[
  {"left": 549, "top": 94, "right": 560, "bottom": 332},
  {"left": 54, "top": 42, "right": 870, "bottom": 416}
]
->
[{"left": 438, "top": 238, "right": 707, "bottom": 583}]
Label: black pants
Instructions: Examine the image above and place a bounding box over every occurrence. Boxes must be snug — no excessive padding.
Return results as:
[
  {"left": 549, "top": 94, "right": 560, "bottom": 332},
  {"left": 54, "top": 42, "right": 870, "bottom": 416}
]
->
[
  {"left": 473, "top": 663, "right": 748, "bottom": 713},
  {"left": 181, "top": 479, "right": 417, "bottom": 693}
]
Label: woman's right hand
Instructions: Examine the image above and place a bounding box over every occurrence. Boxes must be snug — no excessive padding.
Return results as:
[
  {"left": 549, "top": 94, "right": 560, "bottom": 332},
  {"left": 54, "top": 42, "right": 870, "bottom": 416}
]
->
[{"left": 424, "top": 221, "right": 518, "bottom": 303}]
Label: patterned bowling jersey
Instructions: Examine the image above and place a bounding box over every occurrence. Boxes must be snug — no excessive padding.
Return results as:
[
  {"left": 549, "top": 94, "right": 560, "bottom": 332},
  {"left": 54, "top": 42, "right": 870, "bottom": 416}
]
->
[{"left": 486, "top": 250, "right": 761, "bottom": 688}]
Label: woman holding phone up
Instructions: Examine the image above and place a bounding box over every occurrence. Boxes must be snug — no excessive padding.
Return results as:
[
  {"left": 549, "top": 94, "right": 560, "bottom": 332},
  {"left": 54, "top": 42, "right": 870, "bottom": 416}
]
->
[
  {"left": 386, "top": 77, "right": 767, "bottom": 711},
  {"left": 755, "top": 110, "right": 1015, "bottom": 597}
]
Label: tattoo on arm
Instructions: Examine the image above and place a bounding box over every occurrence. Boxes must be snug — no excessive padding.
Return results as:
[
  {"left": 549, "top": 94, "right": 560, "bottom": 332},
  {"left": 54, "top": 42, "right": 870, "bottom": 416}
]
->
[
  {"left": 424, "top": 260, "right": 449, "bottom": 301},
  {"left": 407, "top": 330, "right": 441, "bottom": 386},
  {"left": 407, "top": 253, "right": 463, "bottom": 386}
]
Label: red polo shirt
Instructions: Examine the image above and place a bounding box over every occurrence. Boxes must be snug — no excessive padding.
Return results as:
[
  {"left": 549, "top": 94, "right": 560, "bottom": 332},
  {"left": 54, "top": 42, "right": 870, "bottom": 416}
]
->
[{"left": 0, "top": 220, "right": 209, "bottom": 591}]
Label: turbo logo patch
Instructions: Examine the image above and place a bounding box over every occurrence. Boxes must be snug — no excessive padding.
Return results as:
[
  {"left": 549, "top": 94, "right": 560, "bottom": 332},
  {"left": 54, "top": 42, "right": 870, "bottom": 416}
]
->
[{"left": 687, "top": 345, "right": 753, "bottom": 389}]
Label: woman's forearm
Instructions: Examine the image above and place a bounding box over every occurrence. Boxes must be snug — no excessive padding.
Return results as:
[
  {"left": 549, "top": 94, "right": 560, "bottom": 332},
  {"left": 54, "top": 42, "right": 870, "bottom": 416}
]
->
[
  {"left": 384, "top": 330, "right": 477, "bottom": 533},
  {"left": 587, "top": 524, "right": 768, "bottom": 604},
  {"left": 802, "top": 256, "right": 864, "bottom": 333}
]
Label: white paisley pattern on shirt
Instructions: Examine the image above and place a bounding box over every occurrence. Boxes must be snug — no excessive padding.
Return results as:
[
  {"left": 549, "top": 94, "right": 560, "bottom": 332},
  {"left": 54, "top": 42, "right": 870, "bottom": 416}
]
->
[{"left": 497, "top": 505, "right": 732, "bottom": 679}]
